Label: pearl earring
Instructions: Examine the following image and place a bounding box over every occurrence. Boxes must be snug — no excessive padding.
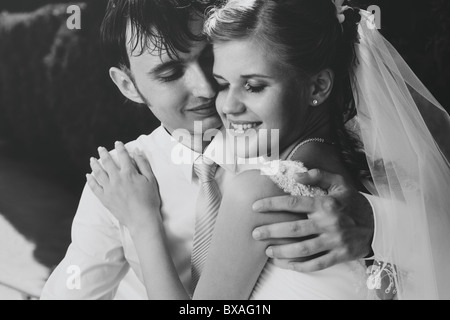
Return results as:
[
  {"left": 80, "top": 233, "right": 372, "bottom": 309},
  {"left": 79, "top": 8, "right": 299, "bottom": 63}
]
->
[{"left": 312, "top": 99, "right": 319, "bottom": 106}]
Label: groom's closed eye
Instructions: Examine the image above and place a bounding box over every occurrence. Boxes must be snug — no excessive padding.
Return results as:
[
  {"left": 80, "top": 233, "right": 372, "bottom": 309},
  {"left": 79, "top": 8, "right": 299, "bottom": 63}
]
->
[
  {"left": 213, "top": 74, "right": 229, "bottom": 92},
  {"left": 149, "top": 61, "right": 185, "bottom": 83}
]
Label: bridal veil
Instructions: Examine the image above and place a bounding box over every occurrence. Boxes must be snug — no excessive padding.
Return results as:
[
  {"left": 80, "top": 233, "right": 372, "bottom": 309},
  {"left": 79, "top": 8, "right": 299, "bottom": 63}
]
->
[{"left": 352, "top": 10, "right": 450, "bottom": 299}]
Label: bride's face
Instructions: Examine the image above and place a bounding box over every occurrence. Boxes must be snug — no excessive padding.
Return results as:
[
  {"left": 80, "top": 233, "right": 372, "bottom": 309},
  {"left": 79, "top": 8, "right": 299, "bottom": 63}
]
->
[{"left": 213, "top": 39, "right": 309, "bottom": 158}]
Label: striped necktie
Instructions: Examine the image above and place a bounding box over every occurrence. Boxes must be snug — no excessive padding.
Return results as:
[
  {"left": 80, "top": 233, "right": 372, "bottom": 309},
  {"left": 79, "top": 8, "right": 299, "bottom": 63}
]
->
[{"left": 191, "top": 156, "right": 222, "bottom": 290}]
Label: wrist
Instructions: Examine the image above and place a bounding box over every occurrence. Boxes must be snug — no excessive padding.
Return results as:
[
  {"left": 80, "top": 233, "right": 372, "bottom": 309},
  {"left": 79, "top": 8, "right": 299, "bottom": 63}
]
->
[{"left": 128, "top": 208, "right": 163, "bottom": 235}]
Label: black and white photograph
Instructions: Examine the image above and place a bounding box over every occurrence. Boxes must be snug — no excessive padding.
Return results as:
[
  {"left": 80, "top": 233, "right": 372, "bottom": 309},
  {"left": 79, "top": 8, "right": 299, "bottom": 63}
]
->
[{"left": 0, "top": 0, "right": 449, "bottom": 302}]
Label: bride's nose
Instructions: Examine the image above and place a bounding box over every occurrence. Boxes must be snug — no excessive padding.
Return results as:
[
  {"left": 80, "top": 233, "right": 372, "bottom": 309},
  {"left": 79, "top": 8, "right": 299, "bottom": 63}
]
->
[{"left": 221, "top": 90, "right": 246, "bottom": 115}]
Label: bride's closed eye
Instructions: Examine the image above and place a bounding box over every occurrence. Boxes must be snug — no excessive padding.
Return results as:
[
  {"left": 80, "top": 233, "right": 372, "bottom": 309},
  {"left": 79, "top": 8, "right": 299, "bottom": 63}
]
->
[{"left": 244, "top": 82, "right": 266, "bottom": 94}]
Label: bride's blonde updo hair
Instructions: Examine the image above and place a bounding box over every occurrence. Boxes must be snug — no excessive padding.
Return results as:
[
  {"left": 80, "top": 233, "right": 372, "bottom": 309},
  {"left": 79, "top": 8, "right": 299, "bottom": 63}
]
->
[{"left": 204, "top": 0, "right": 370, "bottom": 182}]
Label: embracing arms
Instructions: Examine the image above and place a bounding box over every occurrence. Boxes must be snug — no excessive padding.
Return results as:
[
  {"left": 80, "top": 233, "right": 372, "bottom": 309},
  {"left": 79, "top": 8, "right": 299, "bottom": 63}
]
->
[
  {"left": 87, "top": 142, "right": 189, "bottom": 300},
  {"left": 252, "top": 170, "right": 375, "bottom": 271},
  {"left": 87, "top": 142, "right": 377, "bottom": 299},
  {"left": 194, "top": 170, "right": 301, "bottom": 300},
  {"left": 87, "top": 142, "right": 302, "bottom": 300}
]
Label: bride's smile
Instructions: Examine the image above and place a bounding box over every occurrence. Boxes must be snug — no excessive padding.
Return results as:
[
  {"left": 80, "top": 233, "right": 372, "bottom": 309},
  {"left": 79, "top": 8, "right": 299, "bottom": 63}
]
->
[
  {"left": 213, "top": 39, "right": 314, "bottom": 158},
  {"left": 227, "top": 121, "right": 262, "bottom": 135}
]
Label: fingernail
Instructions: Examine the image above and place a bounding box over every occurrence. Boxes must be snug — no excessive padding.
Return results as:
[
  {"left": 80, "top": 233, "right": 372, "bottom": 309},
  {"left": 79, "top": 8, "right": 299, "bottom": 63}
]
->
[
  {"left": 115, "top": 141, "right": 123, "bottom": 147},
  {"left": 252, "top": 229, "right": 262, "bottom": 240},
  {"left": 98, "top": 146, "right": 104, "bottom": 152},
  {"left": 266, "top": 247, "right": 274, "bottom": 258},
  {"left": 252, "top": 202, "right": 262, "bottom": 212},
  {"left": 135, "top": 149, "right": 143, "bottom": 156}
]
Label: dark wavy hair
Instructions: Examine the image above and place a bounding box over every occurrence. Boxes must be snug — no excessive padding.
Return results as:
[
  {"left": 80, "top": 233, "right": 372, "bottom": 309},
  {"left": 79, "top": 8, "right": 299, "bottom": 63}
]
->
[
  {"left": 205, "top": 0, "right": 370, "bottom": 182},
  {"left": 100, "top": 0, "right": 217, "bottom": 69}
]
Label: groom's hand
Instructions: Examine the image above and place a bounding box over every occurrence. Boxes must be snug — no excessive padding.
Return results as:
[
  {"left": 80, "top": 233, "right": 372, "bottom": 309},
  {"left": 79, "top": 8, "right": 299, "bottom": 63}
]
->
[{"left": 252, "top": 169, "right": 374, "bottom": 272}]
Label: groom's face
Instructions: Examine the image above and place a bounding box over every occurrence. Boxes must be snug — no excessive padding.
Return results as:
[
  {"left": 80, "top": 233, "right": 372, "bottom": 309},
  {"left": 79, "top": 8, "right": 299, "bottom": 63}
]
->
[{"left": 126, "top": 18, "right": 222, "bottom": 135}]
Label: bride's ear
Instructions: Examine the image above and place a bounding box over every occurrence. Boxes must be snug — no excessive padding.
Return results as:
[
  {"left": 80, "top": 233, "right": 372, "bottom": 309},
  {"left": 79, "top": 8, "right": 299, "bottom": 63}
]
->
[
  {"left": 109, "top": 67, "right": 145, "bottom": 104},
  {"left": 307, "top": 69, "right": 335, "bottom": 107}
]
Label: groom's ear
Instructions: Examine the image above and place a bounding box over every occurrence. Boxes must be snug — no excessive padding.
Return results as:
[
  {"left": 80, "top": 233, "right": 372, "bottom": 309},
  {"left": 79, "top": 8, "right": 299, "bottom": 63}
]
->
[
  {"left": 109, "top": 67, "right": 145, "bottom": 104},
  {"left": 308, "top": 69, "right": 335, "bottom": 106}
]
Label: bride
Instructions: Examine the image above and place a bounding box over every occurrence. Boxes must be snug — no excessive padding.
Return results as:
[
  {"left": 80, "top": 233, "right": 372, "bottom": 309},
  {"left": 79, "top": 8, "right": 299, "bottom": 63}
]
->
[{"left": 87, "top": 0, "right": 450, "bottom": 300}]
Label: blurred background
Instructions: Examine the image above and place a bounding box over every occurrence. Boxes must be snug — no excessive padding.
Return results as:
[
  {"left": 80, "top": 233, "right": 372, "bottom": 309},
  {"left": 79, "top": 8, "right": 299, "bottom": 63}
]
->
[{"left": 0, "top": 0, "right": 449, "bottom": 299}]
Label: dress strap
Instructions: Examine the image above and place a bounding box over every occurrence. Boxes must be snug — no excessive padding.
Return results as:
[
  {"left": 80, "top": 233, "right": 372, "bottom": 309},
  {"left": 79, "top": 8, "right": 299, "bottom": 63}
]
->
[{"left": 287, "top": 138, "right": 335, "bottom": 161}]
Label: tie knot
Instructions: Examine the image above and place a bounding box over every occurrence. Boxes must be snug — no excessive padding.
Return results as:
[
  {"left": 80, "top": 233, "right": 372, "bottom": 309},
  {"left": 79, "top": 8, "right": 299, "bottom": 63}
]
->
[{"left": 194, "top": 157, "right": 218, "bottom": 183}]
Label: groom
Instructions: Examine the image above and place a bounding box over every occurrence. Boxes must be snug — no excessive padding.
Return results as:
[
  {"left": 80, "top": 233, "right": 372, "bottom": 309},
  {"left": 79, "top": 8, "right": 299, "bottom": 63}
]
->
[{"left": 41, "top": 0, "right": 375, "bottom": 299}]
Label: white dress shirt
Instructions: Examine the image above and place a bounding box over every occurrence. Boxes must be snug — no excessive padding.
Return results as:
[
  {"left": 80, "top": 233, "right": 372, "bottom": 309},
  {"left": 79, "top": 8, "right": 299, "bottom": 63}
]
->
[
  {"left": 41, "top": 125, "right": 383, "bottom": 300},
  {"left": 40, "top": 126, "right": 233, "bottom": 300}
]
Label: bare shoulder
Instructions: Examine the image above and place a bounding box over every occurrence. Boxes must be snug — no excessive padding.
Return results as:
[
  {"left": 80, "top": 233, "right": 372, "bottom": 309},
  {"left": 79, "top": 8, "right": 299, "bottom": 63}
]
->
[
  {"left": 217, "top": 169, "right": 302, "bottom": 247},
  {"left": 291, "top": 142, "right": 357, "bottom": 186},
  {"left": 223, "top": 170, "right": 286, "bottom": 207}
]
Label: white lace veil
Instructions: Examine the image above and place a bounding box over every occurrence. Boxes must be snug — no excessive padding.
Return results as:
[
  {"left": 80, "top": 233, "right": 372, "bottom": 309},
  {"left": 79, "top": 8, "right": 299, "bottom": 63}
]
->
[{"left": 352, "top": 10, "right": 450, "bottom": 300}]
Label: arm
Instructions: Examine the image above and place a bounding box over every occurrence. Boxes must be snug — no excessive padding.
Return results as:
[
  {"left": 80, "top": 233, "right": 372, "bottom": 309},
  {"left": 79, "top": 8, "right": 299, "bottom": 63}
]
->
[
  {"left": 194, "top": 170, "right": 301, "bottom": 300},
  {"left": 87, "top": 142, "right": 189, "bottom": 300},
  {"left": 126, "top": 215, "right": 189, "bottom": 300},
  {"left": 40, "top": 184, "right": 129, "bottom": 300},
  {"left": 251, "top": 169, "right": 375, "bottom": 272},
  {"left": 88, "top": 143, "right": 296, "bottom": 300}
]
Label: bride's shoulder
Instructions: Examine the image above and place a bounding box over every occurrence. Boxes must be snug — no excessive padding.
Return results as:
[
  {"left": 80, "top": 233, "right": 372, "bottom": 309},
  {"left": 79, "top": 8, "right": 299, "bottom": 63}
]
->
[
  {"left": 261, "top": 160, "right": 327, "bottom": 197},
  {"left": 223, "top": 168, "right": 286, "bottom": 206}
]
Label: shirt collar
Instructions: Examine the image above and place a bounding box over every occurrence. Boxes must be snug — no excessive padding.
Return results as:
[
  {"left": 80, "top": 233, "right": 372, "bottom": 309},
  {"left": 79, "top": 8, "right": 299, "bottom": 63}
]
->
[
  {"left": 203, "top": 127, "right": 275, "bottom": 174},
  {"left": 203, "top": 126, "right": 237, "bottom": 174},
  {"left": 155, "top": 125, "right": 201, "bottom": 184},
  {"left": 158, "top": 125, "right": 237, "bottom": 183},
  {"left": 156, "top": 125, "right": 272, "bottom": 183}
]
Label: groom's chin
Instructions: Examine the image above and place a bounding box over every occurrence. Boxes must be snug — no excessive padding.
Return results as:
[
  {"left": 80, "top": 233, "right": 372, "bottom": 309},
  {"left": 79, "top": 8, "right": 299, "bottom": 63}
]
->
[{"left": 200, "top": 115, "right": 223, "bottom": 132}]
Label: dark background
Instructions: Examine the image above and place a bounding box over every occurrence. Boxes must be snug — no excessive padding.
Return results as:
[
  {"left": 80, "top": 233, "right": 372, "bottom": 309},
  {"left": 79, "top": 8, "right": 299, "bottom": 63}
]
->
[
  {"left": 0, "top": 0, "right": 449, "bottom": 281},
  {"left": 0, "top": 0, "right": 158, "bottom": 193},
  {"left": 0, "top": 0, "right": 158, "bottom": 275}
]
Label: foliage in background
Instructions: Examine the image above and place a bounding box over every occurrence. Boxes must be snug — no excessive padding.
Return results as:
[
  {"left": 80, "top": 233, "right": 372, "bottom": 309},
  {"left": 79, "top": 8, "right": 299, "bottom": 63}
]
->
[{"left": 0, "top": 1, "right": 158, "bottom": 191}]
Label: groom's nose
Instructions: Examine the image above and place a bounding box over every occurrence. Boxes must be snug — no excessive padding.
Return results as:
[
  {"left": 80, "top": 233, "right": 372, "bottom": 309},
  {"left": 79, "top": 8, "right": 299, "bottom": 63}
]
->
[{"left": 187, "top": 64, "right": 217, "bottom": 100}]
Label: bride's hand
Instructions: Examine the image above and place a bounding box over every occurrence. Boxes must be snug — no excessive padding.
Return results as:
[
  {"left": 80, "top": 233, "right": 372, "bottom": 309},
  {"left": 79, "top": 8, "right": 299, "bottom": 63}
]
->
[{"left": 87, "top": 141, "right": 162, "bottom": 231}]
